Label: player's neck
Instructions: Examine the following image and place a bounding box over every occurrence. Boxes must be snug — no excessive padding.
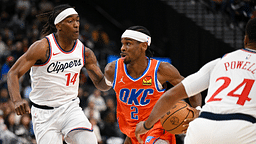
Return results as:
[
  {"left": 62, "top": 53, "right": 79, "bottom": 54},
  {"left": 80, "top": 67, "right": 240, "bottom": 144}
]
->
[
  {"left": 55, "top": 33, "right": 76, "bottom": 51},
  {"left": 126, "top": 57, "right": 148, "bottom": 79},
  {"left": 245, "top": 47, "right": 256, "bottom": 52}
]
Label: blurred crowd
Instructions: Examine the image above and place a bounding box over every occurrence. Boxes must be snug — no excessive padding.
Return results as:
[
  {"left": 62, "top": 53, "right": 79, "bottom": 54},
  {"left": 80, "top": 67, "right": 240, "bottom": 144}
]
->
[
  {"left": 202, "top": 0, "right": 256, "bottom": 29},
  {"left": 3, "top": 0, "right": 253, "bottom": 144},
  {"left": 0, "top": 0, "right": 121, "bottom": 144}
]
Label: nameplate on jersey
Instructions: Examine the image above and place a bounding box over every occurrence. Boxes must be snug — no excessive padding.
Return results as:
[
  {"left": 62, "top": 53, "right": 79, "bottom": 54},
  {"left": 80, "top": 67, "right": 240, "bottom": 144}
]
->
[
  {"left": 47, "top": 59, "right": 82, "bottom": 73},
  {"left": 143, "top": 76, "right": 152, "bottom": 86}
]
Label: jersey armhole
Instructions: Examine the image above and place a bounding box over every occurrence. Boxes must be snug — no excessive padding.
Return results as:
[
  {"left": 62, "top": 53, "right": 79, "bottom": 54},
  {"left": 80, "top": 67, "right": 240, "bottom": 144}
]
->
[
  {"left": 112, "top": 59, "right": 119, "bottom": 89},
  {"left": 82, "top": 45, "right": 86, "bottom": 66},
  {"left": 34, "top": 37, "right": 51, "bottom": 66},
  {"left": 155, "top": 61, "right": 165, "bottom": 92}
]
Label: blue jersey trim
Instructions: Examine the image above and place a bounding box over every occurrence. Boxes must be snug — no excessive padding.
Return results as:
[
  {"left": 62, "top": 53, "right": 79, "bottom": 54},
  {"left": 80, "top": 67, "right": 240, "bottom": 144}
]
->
[
  {"left": 155, "top": 61, "right": 165, "bottom": 92},
  {"left": 243, "top": 48, "right": 256, "bottom": 53},
  {"left": 53, "top": 33, "right": 77, "bottom": 53},
  {"left": 124, "top": 58, "right": 151, "bottom": 81},
  {"left": 153, "top": 137, "right": 160, "bottom": 144},
  {"left": 83, "top": 45, "right": 86, "bottom": 65},
  {"left": 67, "top": 127, "right": 93, "bottom": 135},
  {"left": 112, "top": 59, "right": 118, "bottom": 89}
]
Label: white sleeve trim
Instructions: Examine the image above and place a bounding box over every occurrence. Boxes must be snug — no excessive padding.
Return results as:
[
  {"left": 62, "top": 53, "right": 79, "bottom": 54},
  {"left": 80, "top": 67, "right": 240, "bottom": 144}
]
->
[
  {"left": 182, "top": 58, "right": 221, "bottom": 97},
  {"left": 104, "top": 77, "right": 113, "bottom": 87},
  {"left": 157, "top": 79, "right": 163, "bottom": 90}
]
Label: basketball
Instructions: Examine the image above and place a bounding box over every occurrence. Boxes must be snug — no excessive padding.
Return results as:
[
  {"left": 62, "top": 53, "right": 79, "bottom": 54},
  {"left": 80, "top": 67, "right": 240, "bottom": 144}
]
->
[{"left": 160, "top": 100, "right": 194, "bottom": 134}]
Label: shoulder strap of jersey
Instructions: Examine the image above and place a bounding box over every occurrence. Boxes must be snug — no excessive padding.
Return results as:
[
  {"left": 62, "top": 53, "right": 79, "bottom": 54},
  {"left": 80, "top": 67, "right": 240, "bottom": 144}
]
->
[{"left": 113, "top": 58, "right": 123, "bottom": 89}]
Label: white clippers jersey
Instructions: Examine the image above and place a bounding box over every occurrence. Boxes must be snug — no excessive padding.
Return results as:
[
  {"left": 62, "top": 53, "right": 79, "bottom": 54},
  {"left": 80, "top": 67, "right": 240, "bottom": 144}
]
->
[
  {"left": 204, "top": 48, "right": 256, "bottom": 118},
  {"left": 183, "top": 48, "right": 256, "bottom": 118},
  {"left": 29, "top": 33, "right": 84, "bottom": 107}
]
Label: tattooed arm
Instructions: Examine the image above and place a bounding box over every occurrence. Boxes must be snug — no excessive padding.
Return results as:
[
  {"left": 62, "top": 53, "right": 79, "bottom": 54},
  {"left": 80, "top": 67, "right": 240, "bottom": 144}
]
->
[
  {"left": 7, "top": 38, "right": 50, "bottom": 115},
  {"left": 84, "top": 47, "right": 112, "bottom": 91}
]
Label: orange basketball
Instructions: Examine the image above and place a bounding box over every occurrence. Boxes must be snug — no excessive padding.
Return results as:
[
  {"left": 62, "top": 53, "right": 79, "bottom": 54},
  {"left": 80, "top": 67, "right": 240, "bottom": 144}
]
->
[{"left": 160, "top": 100, "right": 194, "bottom": 134}]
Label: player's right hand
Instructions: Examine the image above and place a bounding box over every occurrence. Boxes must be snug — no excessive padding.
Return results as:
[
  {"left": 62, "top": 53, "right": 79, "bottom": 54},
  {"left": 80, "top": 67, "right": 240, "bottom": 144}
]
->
[
  {"left": 182, "top": 107, "right": 200, "bottom": 134},
  {"left": 14, "top": 99, "right": 31, "bottom": 115},
  {"left": 135, "top": 121, "right": 148, "bottom": 144}
]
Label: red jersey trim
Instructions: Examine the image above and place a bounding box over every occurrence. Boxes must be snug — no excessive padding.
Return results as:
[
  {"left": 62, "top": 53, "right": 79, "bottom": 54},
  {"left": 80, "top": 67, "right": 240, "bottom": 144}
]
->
[
  {"left": 52, "top": 33, "right": 77, "bottom": 54},
  {"left": 33, "top": 37, "right": 52, "bottom": 66}
]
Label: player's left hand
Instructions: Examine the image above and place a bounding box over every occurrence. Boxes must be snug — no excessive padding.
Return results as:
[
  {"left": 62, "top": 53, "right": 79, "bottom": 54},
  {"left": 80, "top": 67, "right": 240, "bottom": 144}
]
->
[
  {"left": 181, "top": 107, "right": 200, "bottom": 134},
  {"left": 135, "top": 121, "right": 148, "bottom": 144}
]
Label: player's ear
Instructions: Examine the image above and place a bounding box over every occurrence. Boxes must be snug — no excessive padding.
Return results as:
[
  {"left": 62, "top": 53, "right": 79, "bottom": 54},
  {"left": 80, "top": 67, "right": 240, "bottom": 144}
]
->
[
  {"left": 55, "top": 23, "right": 62, "bottom": 32},
  {"left": 141, "top": 42, "right": 148, "bottom": 51},
  {"left": 244, "top": 35, "right": 249, "bottom": 48}
]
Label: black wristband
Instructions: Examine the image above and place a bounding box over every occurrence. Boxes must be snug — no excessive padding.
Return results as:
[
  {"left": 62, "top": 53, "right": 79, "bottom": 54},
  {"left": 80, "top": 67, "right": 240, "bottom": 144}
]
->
[{"left": 143, "top": 121, "right": 153, "bottom": 130}]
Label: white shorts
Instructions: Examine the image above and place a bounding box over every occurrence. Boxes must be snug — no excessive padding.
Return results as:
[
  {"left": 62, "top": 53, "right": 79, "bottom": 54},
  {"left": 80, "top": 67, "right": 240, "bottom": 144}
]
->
[
  {"left": 31, "top": 98, "right": 92, "bottom": 144},
  {"left": 185, "top": 114, "right": 256, "bottom": 144}
]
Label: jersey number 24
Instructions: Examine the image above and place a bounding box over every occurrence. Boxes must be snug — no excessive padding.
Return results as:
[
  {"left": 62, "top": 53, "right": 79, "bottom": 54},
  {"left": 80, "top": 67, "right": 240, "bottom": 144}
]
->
[{"left": 207, "top": 77, "right": 254, "bottom": 106}]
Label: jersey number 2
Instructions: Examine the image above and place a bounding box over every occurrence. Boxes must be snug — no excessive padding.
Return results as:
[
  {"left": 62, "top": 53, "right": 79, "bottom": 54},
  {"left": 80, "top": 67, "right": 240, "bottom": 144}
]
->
[
  {"left": 65, "top": 73, "right": 78, "bottom": 86},
  {"left": 131, "top": 106, "right": 138, "bottom": 120},
  {"left": 207, "top": 77, "right": 254, "bottom": 105}
]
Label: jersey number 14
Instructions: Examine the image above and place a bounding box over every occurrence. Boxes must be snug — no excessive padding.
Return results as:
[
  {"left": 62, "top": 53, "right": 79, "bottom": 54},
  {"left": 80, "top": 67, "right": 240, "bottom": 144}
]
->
[{"left": 65, "top": 73, "right": 78, "bottom": 86}]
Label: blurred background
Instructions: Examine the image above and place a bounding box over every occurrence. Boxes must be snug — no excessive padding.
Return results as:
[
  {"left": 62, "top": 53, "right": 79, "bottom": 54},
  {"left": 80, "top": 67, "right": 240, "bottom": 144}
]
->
[{"left": 0, "top": 0, "right": 254, "bottom": 143}]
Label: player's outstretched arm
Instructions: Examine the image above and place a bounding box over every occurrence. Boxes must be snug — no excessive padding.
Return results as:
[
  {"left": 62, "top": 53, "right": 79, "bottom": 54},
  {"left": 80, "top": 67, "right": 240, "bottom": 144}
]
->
[
  {"left": 84, "top": 47, "right": 112, "bottom": 91},
  {"left": 136, "top": 58, "right": 219, "bottom": 141},
  {"left": 7, "top": 39, "right": 48, "bottom": 115}
]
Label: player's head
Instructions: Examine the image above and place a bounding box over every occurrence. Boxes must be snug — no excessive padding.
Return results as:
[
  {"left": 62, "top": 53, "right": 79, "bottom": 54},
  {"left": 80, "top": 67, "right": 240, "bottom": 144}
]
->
[
  {"left": 121, "top": 26, "right": 153, "bottom": 64},
  {"left": 124, "top": 26, "right": 153, "bottom": 57},
  {"left": 39, "top": 4, "right": 79, "bottom": 38},
  {"left": 245, "top": 18, "right": 256, "bottom": 44}
]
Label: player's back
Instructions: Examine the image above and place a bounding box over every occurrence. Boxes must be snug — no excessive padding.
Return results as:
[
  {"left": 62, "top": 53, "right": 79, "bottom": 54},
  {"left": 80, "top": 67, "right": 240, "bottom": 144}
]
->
[{"left": 203, "top": 48, "right": 256, "bottom": 118}]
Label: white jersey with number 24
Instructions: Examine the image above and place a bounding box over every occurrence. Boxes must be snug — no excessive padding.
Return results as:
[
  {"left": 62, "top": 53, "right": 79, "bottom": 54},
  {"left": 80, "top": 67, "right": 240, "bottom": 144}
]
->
[{"left": 182, "top": 48, "right": 256, "bottom": 118}]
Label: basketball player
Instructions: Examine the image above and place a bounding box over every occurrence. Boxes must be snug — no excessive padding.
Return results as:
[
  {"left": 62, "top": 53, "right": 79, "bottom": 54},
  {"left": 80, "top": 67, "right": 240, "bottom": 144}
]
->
[
  {"left": 104, "top": 26, "right": 202, "bottom": 144},
  {"left": 7, "top": 4, "right": 109, "bottom": 144},
  {"left": 135, "top": 19, "right": 256, "bottom": 144}
]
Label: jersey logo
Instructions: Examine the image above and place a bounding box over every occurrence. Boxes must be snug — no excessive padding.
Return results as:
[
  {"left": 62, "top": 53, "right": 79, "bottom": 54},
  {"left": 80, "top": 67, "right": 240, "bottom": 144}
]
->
[
  {"left": 145, "top": 136, "right": 154, "bottom": 143},
  {"left": 143, "top": 76, "right": 152, "bottom": 86},
  {"left": 34, "top": 112, "right": 38, "bottom": 118},
  {"left": 53, "top": 52, "right": 61, "bottom": 56},
  {"left": 118, "top": 76, "right": 125, "bottom": 84},
  {"left": 47, "top": 59, "right": 82, "bottom": 73},
  {"left": 170, "top": 116, "right": 179, "bottom": 125},
  {"left": 119, "top": 88, "right": 153, "bottom": 106},
  {"left": 246, "top": 54, "right": 251, "bottom": 60}
]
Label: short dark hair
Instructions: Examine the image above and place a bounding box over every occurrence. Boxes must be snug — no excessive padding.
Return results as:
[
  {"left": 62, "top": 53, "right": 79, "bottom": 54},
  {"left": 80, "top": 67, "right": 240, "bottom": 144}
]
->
[
  {"left": 37, "top": 4, "right": 73, "bottom": 36},
  {"left": 127, "top": 26, "right": 154, "bottom": 58},
  {"left": 245, "top": 18, "right": 256, "bottom": 43}
]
